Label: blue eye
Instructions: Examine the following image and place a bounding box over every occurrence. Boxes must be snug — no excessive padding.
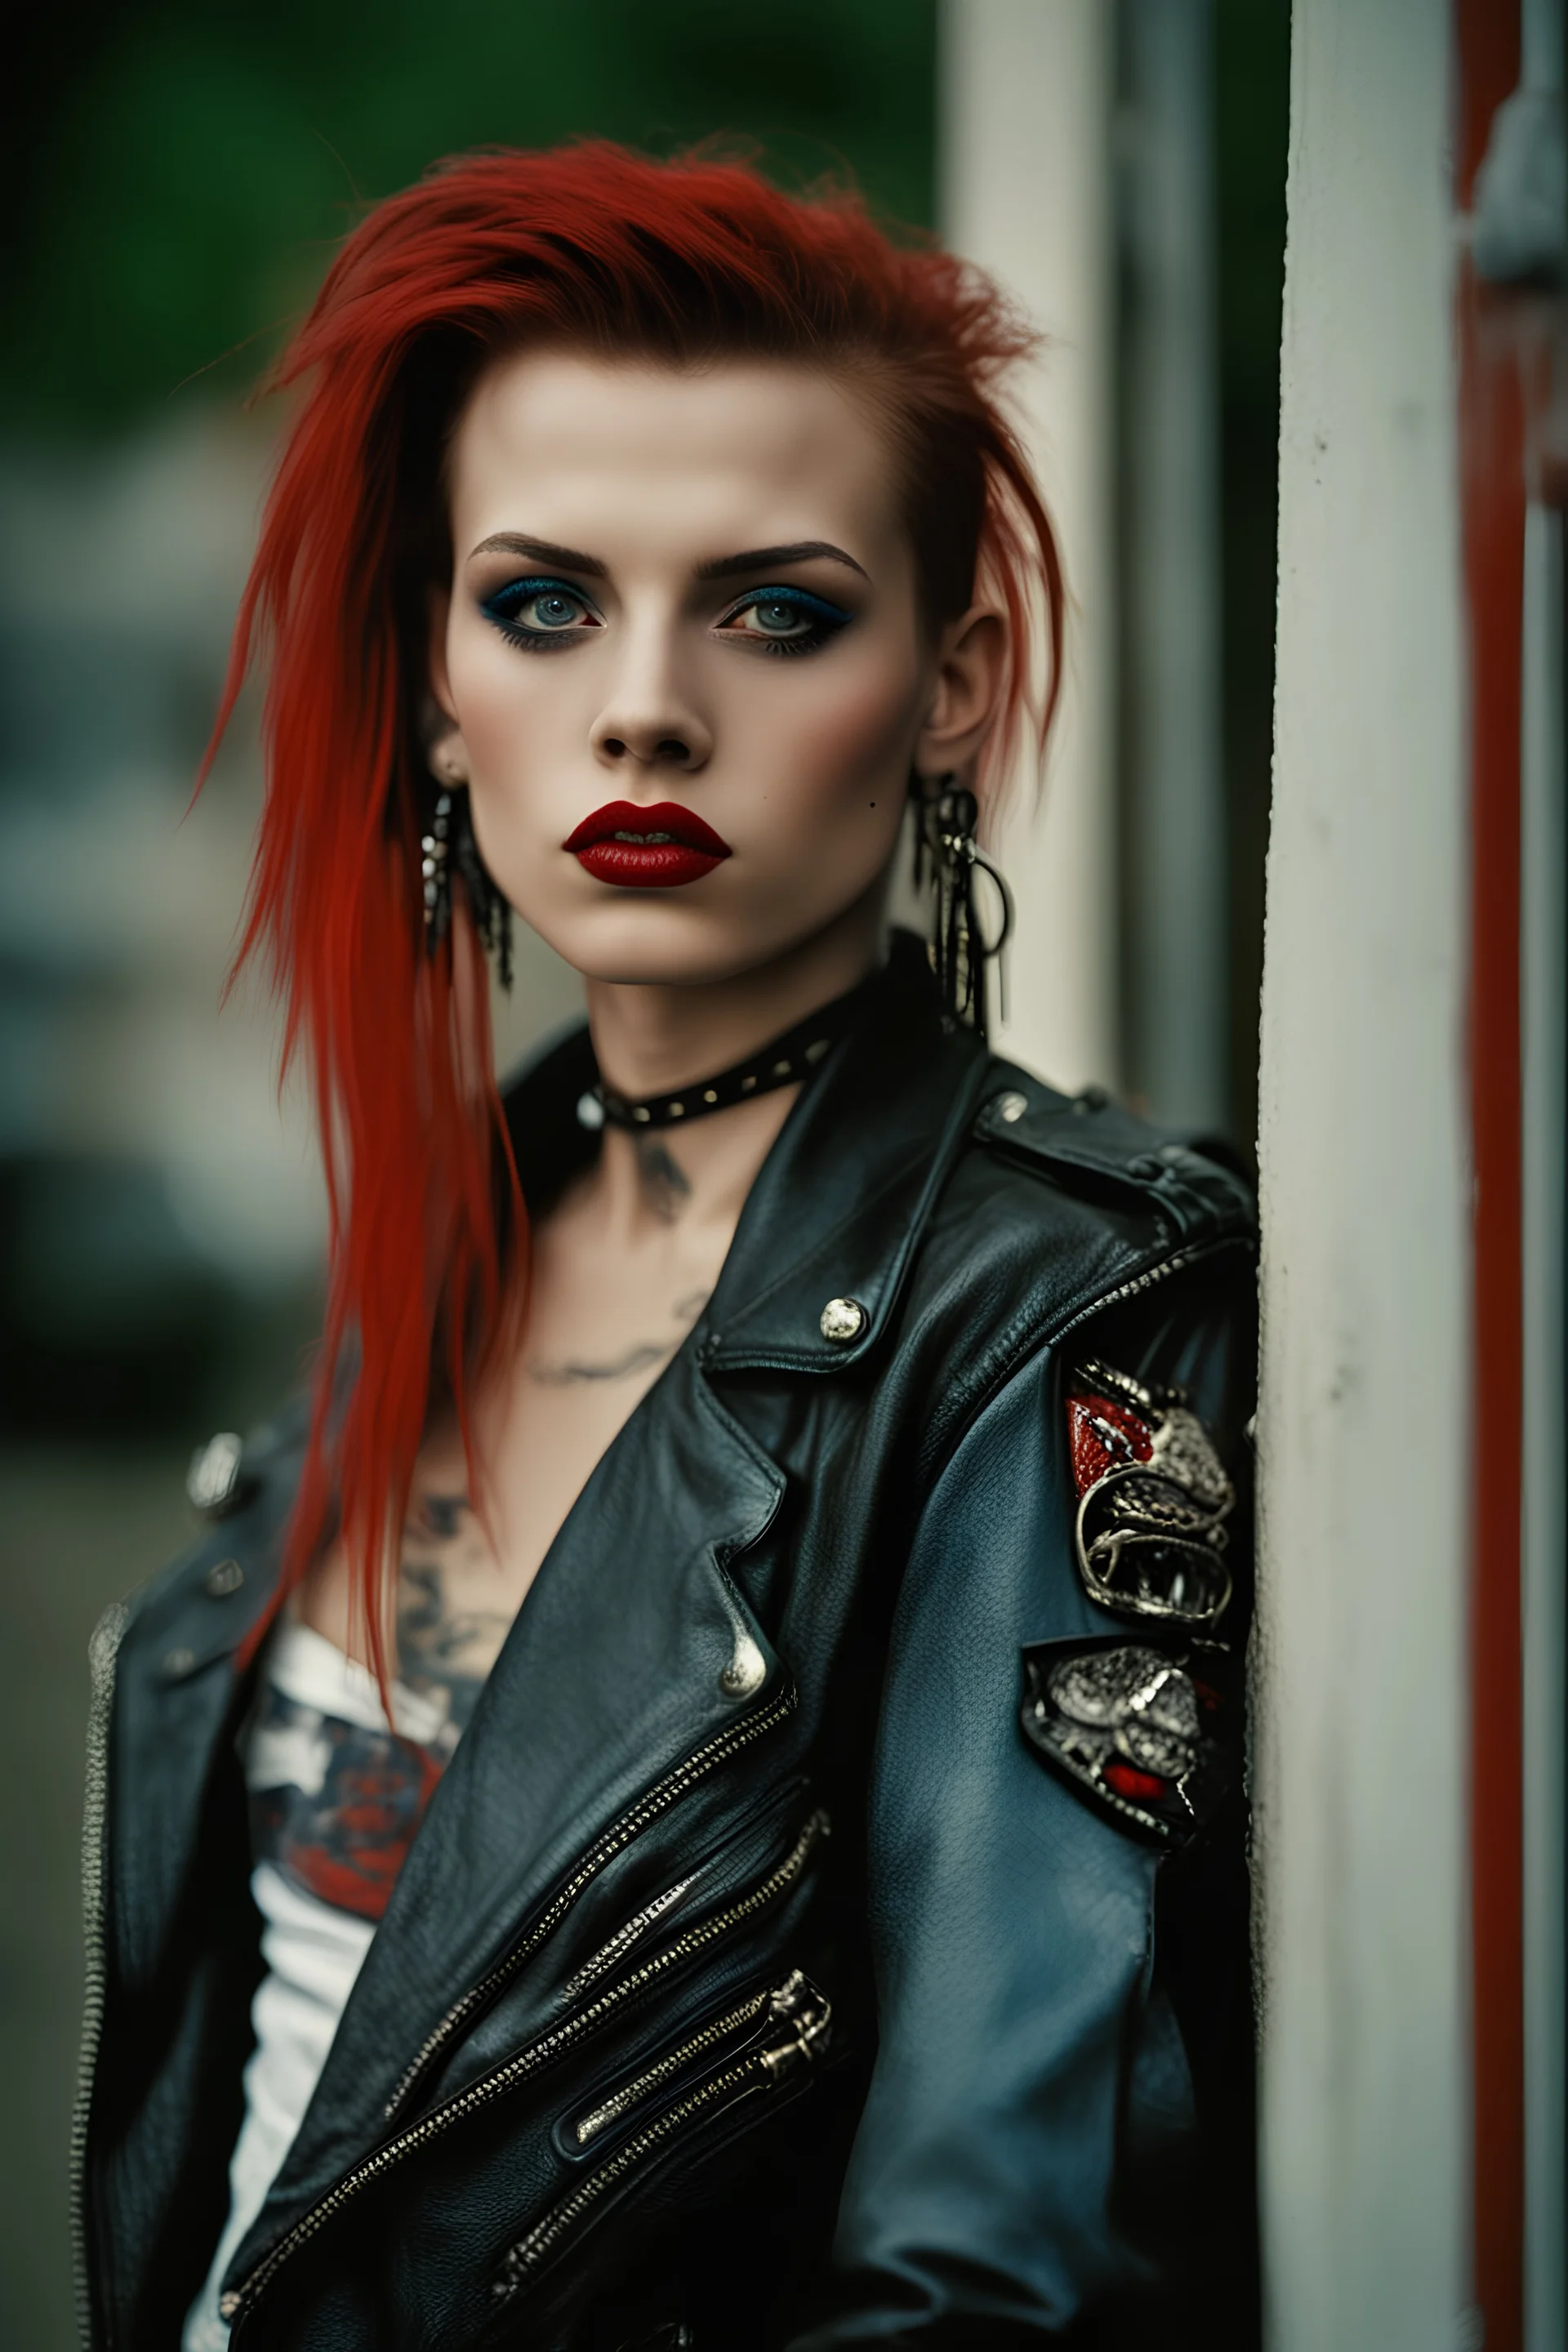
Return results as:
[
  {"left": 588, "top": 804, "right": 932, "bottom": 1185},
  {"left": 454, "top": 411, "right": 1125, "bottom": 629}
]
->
[
  {"left": 719, "top": 585, "right": 852, "bottom": 657},
  {"left": 748, "top": 598, "right": 813, "bottom": 638},
  {"left": 481, "top": 576, "right": 597, "bottom": 648}
]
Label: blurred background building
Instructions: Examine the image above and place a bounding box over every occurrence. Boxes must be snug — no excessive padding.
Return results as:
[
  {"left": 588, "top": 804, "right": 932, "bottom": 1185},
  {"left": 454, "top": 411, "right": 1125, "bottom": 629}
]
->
[{"left": 0, "top": 5, "right": 1293, "bottom": 2345}]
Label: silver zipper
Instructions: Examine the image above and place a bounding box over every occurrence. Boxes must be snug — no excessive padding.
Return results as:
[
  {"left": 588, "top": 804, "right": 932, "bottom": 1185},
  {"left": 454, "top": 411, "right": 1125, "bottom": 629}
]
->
[
  {"left": 70, "top": 1600, "right": 127, "bottom": 2352},
  {"left": 384, "top": 1674, "right": 797, "bottom": 2123},
  {"left": 557, "top": 1873, "right": 697, "bottom": 2008},
  {"left": 494, "top": 1971, "right": 832, "bottom": 2305},
  {"left": 557, "top": 1778, "right": 803, "bottom": 2011},
  {"left": 573, "top": 1988, "right": 769, "bottom": 2148},
  {"left": 223, "top": 1798, "right": 827, "bottom": 2328},
  {"left": 572, "top": 1962, "right": 820, "bottom": 2148},
  {"left": 1054, "top": 1238, "right": 1245, "bottom": 1335}
]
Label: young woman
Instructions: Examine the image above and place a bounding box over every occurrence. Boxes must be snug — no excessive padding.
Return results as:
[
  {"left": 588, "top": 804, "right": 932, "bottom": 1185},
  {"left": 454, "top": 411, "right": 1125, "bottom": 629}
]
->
[{"left": 75, "top": 147, "right": 1258, "bottom": 2352}]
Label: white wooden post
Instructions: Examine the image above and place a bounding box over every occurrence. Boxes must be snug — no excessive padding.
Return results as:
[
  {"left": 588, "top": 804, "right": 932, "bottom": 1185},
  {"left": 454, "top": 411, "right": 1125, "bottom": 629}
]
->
[{"left": 1254, "top": 4, "right": 1473, "bottom": 2347}]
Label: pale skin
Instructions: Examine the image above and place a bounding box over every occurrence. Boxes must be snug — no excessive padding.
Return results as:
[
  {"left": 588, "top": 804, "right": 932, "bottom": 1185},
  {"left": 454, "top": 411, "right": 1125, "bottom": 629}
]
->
[{"left": 301, "top": 352, "right": 1007, "bottom": 1717}]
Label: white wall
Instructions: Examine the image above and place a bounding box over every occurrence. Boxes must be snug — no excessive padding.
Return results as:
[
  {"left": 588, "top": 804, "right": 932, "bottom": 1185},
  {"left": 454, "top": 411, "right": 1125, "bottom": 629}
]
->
[
  {"left": 939, "top": 0, "right": 1119, "bottom": 1095},
  {"left": 1254, "top": 3, "right": 1472, "bottom": 2346}
]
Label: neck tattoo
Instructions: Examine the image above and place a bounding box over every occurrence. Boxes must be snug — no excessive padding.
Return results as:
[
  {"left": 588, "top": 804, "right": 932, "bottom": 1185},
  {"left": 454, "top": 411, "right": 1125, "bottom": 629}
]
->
[{"left": 634, "top": 1135, "right": 692, "bottom": 1225}]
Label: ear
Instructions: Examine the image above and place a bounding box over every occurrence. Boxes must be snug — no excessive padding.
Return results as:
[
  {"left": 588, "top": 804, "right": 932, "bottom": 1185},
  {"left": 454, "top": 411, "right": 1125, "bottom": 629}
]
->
[
  {"left": 425, "top": 583, "right": 472, "bottom": 782},
  {"left": 428, "top": 582, "right": 459, "bottom": 727},
  {"left": 913, "top": 605, "right": 1007, "bottom": 781}
]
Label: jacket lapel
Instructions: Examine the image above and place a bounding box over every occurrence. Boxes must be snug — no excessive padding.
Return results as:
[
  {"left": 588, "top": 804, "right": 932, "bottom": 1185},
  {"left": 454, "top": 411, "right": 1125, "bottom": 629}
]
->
[
  {"left": 252, "top": 1347, "right": 784, "bottom": 2228},
  {"left": 702, "top": 935, "right": 996, "bottom": 1374}
]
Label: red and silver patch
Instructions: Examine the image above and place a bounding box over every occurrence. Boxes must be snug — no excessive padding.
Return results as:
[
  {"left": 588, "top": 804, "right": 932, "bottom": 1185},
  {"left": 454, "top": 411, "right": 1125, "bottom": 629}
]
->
[
  {"left": 1068, "top": 1389, "right": 1154, "bottom": 1492},
  {"left": 1065, "top": 1358, "right": 1236, "bottom": 1629},
  {"left": 1020, "top": 1636, "right": 1235, "bottom": 1846}
]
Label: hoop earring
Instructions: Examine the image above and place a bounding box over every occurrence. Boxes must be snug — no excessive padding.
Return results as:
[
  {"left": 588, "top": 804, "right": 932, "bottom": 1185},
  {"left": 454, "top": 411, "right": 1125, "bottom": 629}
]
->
[
  {"left": 909, "top": 773, "right": 1013, "bottom": 1045},
  {"left": 420, "top": 782, "right": 514, "bottom": 991}
]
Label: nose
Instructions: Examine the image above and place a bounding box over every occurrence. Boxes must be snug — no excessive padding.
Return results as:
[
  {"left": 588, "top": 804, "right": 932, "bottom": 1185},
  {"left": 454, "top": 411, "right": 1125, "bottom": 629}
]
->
[{"left": 589, "top": 617, "right": 713, "bottom": 773}]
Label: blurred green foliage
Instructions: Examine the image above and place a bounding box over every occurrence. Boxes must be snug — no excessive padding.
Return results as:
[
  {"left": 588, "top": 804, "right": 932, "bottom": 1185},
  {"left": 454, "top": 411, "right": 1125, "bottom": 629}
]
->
[
  {"left": 0, "top": 0, "right": 938, "bottom": 441},
  {"left": 1215, "top": 0, "right": 1290, "bottom": 417}
]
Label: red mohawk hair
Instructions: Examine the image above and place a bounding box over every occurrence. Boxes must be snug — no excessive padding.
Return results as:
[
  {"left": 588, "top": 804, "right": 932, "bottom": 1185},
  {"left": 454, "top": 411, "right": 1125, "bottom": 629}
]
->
[{"left": 208, "top": 143, "right": 1063, "bottom": 1672}]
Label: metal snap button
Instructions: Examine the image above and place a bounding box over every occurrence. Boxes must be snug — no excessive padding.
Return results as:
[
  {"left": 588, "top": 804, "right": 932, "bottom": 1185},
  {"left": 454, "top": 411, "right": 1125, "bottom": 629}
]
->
[
  {"left": 718, "top": 1632, "right": 767, "bottom": 1698},
  {"left": 162, "top": 1647, "right": 197, "bottom": 1682},
  {"left": 203, "top": 1558, "right": 245, "bottom": 1598},
  {"left": 1127, "top": 1153, "right": 1165, "bottom": 1182},
  {"left": 187, "top": 1432, "right": 243, "bottom": 1515},
  {"left": 819, "top": 1296, "right": 867, "bottom": 1344},
  {"left": 996, "top": 1090, "right": 1029, "bottom": 1124}
]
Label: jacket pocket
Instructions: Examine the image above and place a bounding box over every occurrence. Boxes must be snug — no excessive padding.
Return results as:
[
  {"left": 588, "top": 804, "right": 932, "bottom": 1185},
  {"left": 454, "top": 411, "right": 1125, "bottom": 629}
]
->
[
  {"left": 555, "top": 1775, "right": 809, "bottom": 2010},
  {"left": 384, "top": 1675, "right": 800, "bottom": 2128},
  {"left": 495, "top": 1969, "right": 832, "bottom": 2311},
  {"left": 223, "top": 1811, "right": 830, "bottom": 2340}
]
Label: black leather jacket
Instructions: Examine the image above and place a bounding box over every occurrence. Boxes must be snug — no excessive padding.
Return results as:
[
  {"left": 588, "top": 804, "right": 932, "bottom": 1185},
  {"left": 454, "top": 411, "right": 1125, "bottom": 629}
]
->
[{"left": 76, "top": 938, "right": 1258, "bottom": 2352}]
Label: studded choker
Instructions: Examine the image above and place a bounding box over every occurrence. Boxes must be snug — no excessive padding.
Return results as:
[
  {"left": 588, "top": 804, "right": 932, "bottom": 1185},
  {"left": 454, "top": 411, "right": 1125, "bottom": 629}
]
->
[{"left": 577, "top": 982, "right": 867, "bottom": 1134}]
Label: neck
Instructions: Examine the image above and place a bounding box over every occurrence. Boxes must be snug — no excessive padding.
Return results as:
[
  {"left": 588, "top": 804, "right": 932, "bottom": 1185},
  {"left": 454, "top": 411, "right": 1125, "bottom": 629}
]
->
[
  {"left": 581, "top": 890, "right": 884, "bottom": 1241},
  {"left": 584, "top": 893, "right": 884, "bottom": 1101}
]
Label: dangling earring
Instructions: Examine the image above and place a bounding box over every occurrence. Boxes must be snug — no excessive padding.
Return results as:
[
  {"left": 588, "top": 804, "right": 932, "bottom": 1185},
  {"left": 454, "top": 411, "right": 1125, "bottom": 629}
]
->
[
  {"left": 909, "top": 773, "right": 1013, "bottom": 1044},
  {"left": 421, "top": 745, "right": 514, "bottom": 991},
  {"left": 421, "top": 788, "right": 454, "bottom": 940}
]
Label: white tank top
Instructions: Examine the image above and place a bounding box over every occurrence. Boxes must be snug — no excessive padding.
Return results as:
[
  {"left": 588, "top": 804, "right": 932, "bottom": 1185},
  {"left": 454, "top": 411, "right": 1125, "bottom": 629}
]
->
[{"left": 182, "top": 1619, "right": 450, "bottom": 2351}]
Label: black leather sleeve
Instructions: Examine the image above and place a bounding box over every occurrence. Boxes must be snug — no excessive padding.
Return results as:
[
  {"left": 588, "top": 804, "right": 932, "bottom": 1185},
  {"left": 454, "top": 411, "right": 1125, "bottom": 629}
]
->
[{"left": 794, "top": 1268, "right": 1256, "bottom": 2349}]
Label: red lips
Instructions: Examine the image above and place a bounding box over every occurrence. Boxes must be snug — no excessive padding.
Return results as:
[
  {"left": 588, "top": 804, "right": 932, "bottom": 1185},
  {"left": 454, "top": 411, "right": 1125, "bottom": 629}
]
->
[{"left": 564, "top": 801, "right": 733, "bottom": 889}]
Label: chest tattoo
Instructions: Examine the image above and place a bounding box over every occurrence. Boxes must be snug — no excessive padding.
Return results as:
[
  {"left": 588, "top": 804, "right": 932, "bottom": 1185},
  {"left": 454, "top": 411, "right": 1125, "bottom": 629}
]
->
[
  {"left": 396, "top": 1490, "right": 513, "bottom": 1739},
  {"left": 528, "top": 1285, "right": 710, "bottom": 1387}
]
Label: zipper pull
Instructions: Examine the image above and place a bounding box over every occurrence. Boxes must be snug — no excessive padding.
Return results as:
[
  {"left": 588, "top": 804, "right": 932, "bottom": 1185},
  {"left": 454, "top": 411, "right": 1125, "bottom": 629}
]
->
[{"left": 759, "top": 1972, "right": 831, "bottom": 2078}]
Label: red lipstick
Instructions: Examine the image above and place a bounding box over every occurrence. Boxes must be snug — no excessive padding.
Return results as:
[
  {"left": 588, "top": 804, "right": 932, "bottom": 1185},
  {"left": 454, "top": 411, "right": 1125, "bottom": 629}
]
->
[{"left": 564, "top": 801, "right": 733, "bottom": 889}]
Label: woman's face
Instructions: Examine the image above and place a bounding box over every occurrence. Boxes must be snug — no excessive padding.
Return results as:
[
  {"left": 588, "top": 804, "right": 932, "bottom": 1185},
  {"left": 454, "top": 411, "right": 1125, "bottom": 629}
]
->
[{"left": 434, "top": 350, "right": 987, "bottom": 986}]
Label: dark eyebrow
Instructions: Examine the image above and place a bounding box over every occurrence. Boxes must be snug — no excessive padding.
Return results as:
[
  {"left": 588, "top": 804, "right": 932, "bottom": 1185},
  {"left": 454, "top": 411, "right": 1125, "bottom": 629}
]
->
[
  {"left": 467, "top": 532, "right": 870, "bottom": 585},
  {"left": 468, "top": 532, "right": 607, "bottom": 576},
  {"left": 695, "top": 541, "right": 869, "bottom": 583}
]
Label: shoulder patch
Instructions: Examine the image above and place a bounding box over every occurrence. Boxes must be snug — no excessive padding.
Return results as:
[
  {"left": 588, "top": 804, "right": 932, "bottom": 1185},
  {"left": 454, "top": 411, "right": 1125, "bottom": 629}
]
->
[
  {"left": 1020, "top": 1636, "right": 1236, "bottom": 1846},
  {"left": 1066, "top": 1359, "right": 1235, "bottom": 1631}
]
